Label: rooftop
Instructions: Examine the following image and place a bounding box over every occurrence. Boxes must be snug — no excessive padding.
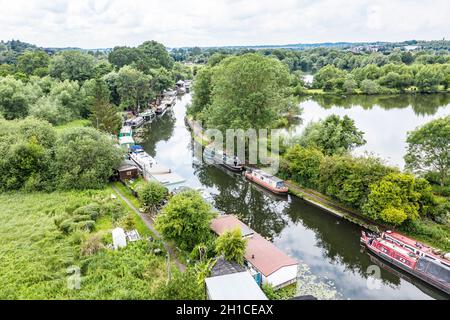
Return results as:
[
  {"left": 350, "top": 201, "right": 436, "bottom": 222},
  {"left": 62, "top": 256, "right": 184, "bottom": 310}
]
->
[
  {"left": 205, "top": 271, "right": 268, "bottom": 300},
  {"left": 210, "top": 256, "right": 246, "bottom": 278},
  {"left": 211, "top": 215, "right": 298, "bottom": 276}
]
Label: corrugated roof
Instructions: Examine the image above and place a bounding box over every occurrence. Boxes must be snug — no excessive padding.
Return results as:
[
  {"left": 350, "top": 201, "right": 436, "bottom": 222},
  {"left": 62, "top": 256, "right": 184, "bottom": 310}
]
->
[
  {"left": 205, "top": 272, "right": 268, "bottom": 300},
  {"left": 211, "top": 215, "right": 298, "bottom": 276}
]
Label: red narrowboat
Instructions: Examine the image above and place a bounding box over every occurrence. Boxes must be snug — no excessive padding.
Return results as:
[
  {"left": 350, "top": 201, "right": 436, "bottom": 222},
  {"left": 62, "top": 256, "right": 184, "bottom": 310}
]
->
[
  {"left": 245, "top": 169, "right": 288, "bottom": 195},
  {"left": 361, "top": 231, "right": 450, "bottom": 295}
]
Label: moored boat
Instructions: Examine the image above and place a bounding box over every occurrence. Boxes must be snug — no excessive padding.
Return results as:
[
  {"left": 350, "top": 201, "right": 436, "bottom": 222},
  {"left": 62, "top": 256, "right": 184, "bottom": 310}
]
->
[
  {"left": 361, "top": 231, "right": 450, "bottom": 295},
  {"left": 203, "top": 147, "right": 243, "bottom": 172},
  {"left": 140, "top": 109, "right": 156, "bottom": 122},
  {"left": 244, "top": 169, "right": 288, "bottom": 195},
  {"left": 125, "top": 116, "right": 145, "bottom": 129}
]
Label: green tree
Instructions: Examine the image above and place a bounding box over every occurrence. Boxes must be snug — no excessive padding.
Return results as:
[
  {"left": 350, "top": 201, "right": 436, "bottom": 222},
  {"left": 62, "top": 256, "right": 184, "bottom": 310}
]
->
[
  {"left": 363, "top": 173, "right": 434, "bottom": 224},
  {"left": 115, "top": 66, "right": 151, "bottom": 112},
  {"left": 298, "top": 115, "right": 365, "bottom": 156},
  {"left": 49, "top": 51, "right": 96, "bottom": 82},
  {"left": 318, "top": 155, "right": 396, "bottom": 209},
  {"left": 54, "top": 127, "right": 122, "bottom": 190},
  {"left": 360, "top": 79, "right": 380, "bottom": 94},
  {"left": 138, "top": 181, "right": 168, "bottom": 213},
  {"left": 85, "top": 78, "right": 122, "bottom": 135},
  {"left": 155, "top": 189, "right": 215, "bottom": 251},
  {"left": 282, "top": 145, "right": 324, "bottom": 188},
  {"left": 0, "top": 76, "right": 32, "bottom": 119},
  {"left": 17, "top": 50, "right": 50, "bottom": 76},
  {"left": 215, "top": 228, "right": 247, "bottom": 264},
  {"left": 188, "top": 66, "right": 213, "bottom": 118},
  {"left": 313, "top": 65, "right": 347, "bottom": 90},
  {"left": 405, "top": 116, "right": 450, "bottom": 187},
  {"left": 135, "top": 40, "right": 174, "bottom": 73},
  {"left": 108, "top": 46, "right": 141, "bottom": 69},
  {"left": 414, "top": 65, "right": 445, "bottom": 92},
  {"left": 204, "top": 54, "right": 291, "bottom": 132}
]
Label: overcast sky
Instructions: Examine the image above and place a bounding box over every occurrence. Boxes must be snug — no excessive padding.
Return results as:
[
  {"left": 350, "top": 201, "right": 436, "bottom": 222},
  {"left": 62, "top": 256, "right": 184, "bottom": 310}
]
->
[{"left": 0, "top": 0, "right": 448, "bottom": 48}]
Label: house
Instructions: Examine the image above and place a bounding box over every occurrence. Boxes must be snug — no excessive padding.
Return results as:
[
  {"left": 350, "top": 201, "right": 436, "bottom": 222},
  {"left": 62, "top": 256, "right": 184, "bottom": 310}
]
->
[
  {"left": 205, "top": 258, "right": 268, "bottom": 300},
  {"left": 117, "top": 160, "right": 139, "bottom": 181},
  {"left": 112, "top": 227, "right": 127, "bottom": 250},
  {"left": 211, "top": 215, "right": 299, "bottom": 289}
]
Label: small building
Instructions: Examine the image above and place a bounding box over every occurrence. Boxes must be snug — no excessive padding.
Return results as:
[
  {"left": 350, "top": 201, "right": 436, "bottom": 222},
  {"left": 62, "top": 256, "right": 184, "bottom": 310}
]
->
[
  {"left": 205, "top": 271, "right": 268, "bottom": 300},
  {"left": 112, "top": 227, "right": 127, "bottom": 250},
  {"left": 211, "top": 215, "right": 299, "bottom": 289},
  {"left": 117, "top": 160, "right": 139, "bottom": 181}
]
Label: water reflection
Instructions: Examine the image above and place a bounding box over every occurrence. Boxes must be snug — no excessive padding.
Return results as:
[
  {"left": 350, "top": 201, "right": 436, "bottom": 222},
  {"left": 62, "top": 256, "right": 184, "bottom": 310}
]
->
[
  {"left": 291, "top": 94, "right": 450, "bottom": 168},
  {"left": 140, "top": 93, "right": 447, "bottom": 299}
]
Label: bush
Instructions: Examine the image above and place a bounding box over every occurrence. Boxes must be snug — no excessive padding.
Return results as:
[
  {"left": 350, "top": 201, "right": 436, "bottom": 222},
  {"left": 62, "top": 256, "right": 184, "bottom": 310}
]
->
[
  {"left": 155, "top": 190, "right": 215, "bottom": 251},
  {"left": 282, "top": 145, "right": 324, "bottom": 188},
  {"left": 380, "top": 207, "right": 408, "bottom": 226},
  {"left": 54, "top": 127, "right": 122, "bottom": 190},
  {"left": 138, "top": 181, "right": 168, "bottom": 212}
]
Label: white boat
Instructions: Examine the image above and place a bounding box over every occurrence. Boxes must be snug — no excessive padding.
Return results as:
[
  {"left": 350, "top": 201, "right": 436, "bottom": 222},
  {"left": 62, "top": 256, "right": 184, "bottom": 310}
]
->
[
  {"left": 203, "top": 146, "right": 243, "bottom": 172},
  {"left": 140, "top": 109, "right": 156, "bottom": 122},
  {"left": 125, "top": 116, "right": 145, "bottom": 129},
  {"left": 118, "top": 126, "right": 135, "bottom": 150}
]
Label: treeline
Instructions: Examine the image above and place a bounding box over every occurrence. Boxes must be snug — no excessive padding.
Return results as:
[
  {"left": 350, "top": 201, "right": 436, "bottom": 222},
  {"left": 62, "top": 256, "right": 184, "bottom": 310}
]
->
[
  {"left": 311, "top": 63, "right": 449, "bottom": 94},
  {"left": 0, "top": 40, "right": 193, "bottom": 129},
  {"left": 172, "top": 43, "right": 450, "bottom": 94}
]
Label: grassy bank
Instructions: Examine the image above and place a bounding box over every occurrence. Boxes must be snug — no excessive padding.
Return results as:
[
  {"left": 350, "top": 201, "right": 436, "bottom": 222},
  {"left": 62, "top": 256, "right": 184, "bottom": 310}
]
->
[{"left": 0, "top": 189, "right": 175, "bottom": 299}]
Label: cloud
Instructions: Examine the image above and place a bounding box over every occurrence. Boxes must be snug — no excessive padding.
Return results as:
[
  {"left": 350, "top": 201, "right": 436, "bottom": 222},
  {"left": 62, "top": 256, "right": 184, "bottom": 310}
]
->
[{"left": 0, "top": 0, "right": 448, "bottom": 48}]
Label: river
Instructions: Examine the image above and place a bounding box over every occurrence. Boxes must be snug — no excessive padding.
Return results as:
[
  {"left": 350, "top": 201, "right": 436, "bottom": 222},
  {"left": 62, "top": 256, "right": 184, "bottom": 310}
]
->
[{"left": 138, "top": 93, "right": 449, "bottom": 300}]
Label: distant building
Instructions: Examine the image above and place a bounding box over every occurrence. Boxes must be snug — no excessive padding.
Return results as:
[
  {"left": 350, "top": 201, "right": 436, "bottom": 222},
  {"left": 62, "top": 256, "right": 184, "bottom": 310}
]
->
[
  {"left": 112, "top": 227, "right": 127, "bottom": 250},
  {"left": 211, "top": 215, "right": 299, "bottom": 289}
]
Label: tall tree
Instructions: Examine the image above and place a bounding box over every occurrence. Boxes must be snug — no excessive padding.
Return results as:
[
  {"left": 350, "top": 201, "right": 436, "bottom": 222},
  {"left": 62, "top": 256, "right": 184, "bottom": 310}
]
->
[
  {"left": 298, "top": 115, "right": 366, "bottom": 156},
  {"left": 86, "top": 78, "right": 122, "bottom": 135},
  {"left": 405, "top": 116, "right": 450, "bottom": 187},
  {"left": 17, "top": 50, "right": 50, "bottom": 76},
  {"left": 115, "top": 66, "right": 151, "bottom": 112},
  {"left": 0, "top": 76, "right": 32, "bottom": 119},
  {"left": 203, "top": 54, "right": 291, "bottom": 132},
  {"left": 49, "top": 51, "right": 96, "bottom": 82}
]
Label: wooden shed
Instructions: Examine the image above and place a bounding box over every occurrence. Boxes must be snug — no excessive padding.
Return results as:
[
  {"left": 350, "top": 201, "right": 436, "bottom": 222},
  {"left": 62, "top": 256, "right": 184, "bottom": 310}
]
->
[{"left": 117, "top": 160, "right": 139, "bottom": 181}]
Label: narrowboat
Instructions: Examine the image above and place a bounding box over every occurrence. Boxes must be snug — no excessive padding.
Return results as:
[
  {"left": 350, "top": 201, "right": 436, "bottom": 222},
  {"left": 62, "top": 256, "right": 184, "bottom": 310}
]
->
[
  {"left": 155, "top": 97, "right": 175, "bottom": 116},
  {"left": 118, "top": 126, "right": 135, "bottom": 151},
  {"left": 203, "top": 147, "right": 243, "bottom": 172},
  {"left": 244, "top": 169, "right": 288, "bottom": 195},
  {"left": 125, "top": 116, "right": 145, "bottom": 129},
  {"left": 361, "top": 231, "right": 450, "bottom": 295},
  {"left": 140, "top": 109, "right": 156, "bottom": 122}
]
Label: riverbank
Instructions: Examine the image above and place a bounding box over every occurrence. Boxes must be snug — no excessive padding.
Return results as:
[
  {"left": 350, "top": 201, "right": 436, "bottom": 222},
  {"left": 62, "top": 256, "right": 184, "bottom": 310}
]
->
[{"left": 302, "top": 87, "right": 450, "bottom": 96}]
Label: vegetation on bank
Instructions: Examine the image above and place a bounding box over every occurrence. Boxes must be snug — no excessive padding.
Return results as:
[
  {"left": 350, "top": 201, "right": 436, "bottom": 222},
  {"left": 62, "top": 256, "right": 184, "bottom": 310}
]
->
[
  {"left": 0, "top": 189, "right": 177, "bottom": 299},
  {"left": 278, "top": 115, "right": 449, "bottom": 250}
]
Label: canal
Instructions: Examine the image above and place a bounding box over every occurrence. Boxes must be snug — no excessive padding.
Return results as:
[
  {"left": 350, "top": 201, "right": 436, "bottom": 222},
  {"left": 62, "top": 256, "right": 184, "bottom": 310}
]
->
[{"left": 139, "top": 93, "right": 449, "bottom": 300}]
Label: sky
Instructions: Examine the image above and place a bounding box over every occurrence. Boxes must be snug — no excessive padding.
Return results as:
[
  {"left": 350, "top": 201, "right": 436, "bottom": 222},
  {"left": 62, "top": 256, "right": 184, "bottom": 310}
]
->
[{"left": 0, "top": 0, "right": 449, "bottom": 48}]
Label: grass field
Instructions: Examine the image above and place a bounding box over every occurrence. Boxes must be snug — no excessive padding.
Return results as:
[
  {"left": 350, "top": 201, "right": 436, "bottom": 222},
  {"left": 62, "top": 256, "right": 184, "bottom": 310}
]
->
[{"left": 0, "top": 189, "right": 174, "bottom": 299}]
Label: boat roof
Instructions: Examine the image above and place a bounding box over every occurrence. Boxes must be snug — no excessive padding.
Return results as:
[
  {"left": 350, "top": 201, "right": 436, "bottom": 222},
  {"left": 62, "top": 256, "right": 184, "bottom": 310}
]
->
[
  {"left": 252, "top": 169, "right": 284, "bottom": 182},
  {"left": 211, "top": 215, "right": 298, "bottom": 276},
  {"left": 379, "top": 239, "right": 413, "bottom": 257}
]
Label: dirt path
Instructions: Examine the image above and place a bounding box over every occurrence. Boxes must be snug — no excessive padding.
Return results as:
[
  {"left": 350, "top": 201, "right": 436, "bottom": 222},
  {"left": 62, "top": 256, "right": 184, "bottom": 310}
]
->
[{"left": 111, "top": 184, "right": 186, "bottom": 271}]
